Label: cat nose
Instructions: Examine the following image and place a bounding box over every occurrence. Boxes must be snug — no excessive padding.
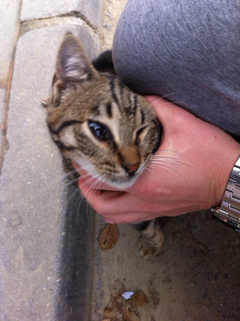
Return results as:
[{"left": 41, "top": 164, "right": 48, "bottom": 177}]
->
[{"left": 122, "top": 162, "right": 140, "bottom": 177}]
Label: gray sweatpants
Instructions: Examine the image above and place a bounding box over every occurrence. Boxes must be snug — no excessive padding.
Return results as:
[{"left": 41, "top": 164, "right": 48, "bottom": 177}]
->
[{"left": 112, "top": 0, "right": 240, "bottom": 136}]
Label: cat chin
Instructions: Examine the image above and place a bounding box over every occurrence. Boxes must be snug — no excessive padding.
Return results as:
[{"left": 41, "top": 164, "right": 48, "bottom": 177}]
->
[
  {"left": 104, "top": 175, "right": 138, "bottom": 190},
  {"left": 73, "top": 157, "right": 143, "bottom": 190}
]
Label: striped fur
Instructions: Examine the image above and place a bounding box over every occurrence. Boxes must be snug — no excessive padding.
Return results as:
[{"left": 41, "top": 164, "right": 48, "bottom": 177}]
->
[{"left": 45, "top": 34, "right": 164, "bottom": 257}]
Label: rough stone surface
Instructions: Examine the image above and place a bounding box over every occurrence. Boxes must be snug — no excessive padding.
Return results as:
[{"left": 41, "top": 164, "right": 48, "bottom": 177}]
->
[
  {"left": 21, "top": 0, "right": 103, "bottom": 29},
  {"left": 0, "top": 23, "right": 100, "bottom": 321},
  {"left": 101, "top": 0, "right": 128, "bottom": 50}
]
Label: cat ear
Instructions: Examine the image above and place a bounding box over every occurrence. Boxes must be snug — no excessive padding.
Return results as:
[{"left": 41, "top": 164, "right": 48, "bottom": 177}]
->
[{"left": 52, "top": 34, "right": 96, "bottom": 104}]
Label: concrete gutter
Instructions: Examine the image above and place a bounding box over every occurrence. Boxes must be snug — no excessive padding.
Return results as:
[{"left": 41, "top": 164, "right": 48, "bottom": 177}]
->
[{"left": 0, "top": 1, "right": 102, "bottom": 320}]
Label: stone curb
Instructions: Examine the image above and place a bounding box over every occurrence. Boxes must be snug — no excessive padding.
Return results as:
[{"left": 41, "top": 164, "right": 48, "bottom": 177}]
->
[
  {"left": 21, "top": 0, "right": 103, "bottom": 30},
  {"left": 0, "top": 3, "right": 102, "bottom": 321}
]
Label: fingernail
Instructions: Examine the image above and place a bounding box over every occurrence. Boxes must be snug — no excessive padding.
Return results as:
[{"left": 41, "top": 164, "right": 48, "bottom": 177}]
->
[{"left": 105, "top": 218, "right": 114, "bottom": 224}]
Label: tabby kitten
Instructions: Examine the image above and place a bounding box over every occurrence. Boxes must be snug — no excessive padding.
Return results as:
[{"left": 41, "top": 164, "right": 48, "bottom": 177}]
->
[{"left": 45, "top": 34, "right": 164, "bottom": 258}]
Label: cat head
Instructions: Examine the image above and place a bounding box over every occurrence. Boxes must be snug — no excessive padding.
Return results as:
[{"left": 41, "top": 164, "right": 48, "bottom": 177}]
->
[{"left": 46, "top": 34, "right": 162, "bottom": 189}]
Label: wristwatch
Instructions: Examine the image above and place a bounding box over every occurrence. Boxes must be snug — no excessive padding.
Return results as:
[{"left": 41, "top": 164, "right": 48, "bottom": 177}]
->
[{"left": 211, "top": 156, "right": 240, "bottom": 231}]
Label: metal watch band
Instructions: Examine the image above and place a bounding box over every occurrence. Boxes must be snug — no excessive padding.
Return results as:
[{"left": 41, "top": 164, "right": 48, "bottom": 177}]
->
[{"left": 211, "top": 156, "right": 240, "bottom": 231}]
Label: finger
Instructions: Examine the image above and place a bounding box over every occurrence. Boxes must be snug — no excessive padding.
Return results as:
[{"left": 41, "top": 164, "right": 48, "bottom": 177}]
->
[
  {"left": 144, "top": 95, "right": 189, "bottom": 129},
  {"left": 79, "top": 175, "right": 164, "bottom": 216},
  {"left": 79, "top": 175, "right": 161, "bottom": 224},
  {"left": 145, "top": 95, "right": 178, "bottom": 114},
  {"left": 79, "top": 177, "right": 128, "bottom": 213},
  {"left": 80, "top": 175, "right": 198, "bottom": 218}
]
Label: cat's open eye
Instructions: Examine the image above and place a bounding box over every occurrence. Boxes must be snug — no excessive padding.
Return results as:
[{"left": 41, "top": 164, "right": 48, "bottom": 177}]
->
[{"left": 88, "top": 120, "right": 113, "bottom": 143}]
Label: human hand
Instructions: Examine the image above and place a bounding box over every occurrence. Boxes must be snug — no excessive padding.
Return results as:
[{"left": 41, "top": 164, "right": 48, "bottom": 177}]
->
[{"left": 74, "top": 96, "right": 240, "bottom": 224}]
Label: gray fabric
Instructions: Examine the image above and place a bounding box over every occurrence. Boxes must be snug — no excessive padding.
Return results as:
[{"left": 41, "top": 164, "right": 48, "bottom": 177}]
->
[{"left": 113, "top": 0, "right": 240, "bottom": 136}]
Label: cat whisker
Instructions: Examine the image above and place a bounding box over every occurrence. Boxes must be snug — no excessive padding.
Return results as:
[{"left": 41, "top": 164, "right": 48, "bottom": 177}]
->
[
  {"left": 149, "top": 161, "right": 189, "bottom": 178},
  {"left": 82, "top": 173, "right": 104, "bottom": 190},
  {"left": 153, "top": 154, "right": 194, "bottom": 168},
  {"left": 151, "top": 150, "right": 195, "bottom": 170},
  {"left": 65, "top": 183, "right": 82, "bottom": 207},
  {"left": 60, "top": 167, "right": 78, "bottom": 179},
  {"left": 82, "top": 175, "right": 106, "bottom": 214},
  {"left": 63, "top": 176, "right": 80, "bottom": 188},
  {"left": 150, "top": 153, "right": 191, "bottom": 170},
  {"left": 91, "top": 174, "right": 107, "bottom": 192},
  {"left": 149, "top": 164, "right": 189, "bottom": 188},
  {"left": 152, "top": 150, "right": 180, "bottom": 160},
  {"left": 146, "top": 156, "right": 192, "bottom": 188},
  {"left": 150, "top": 159, "right": 190, "bottom": 174},
  {"left": 145, "top": 163, "right": 177, "bottom": 184}
]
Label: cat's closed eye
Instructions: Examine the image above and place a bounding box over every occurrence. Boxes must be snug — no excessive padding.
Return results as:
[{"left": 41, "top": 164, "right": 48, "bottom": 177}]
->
[{"left": 135, "top": 126, "right": 148, "bottom": 145}]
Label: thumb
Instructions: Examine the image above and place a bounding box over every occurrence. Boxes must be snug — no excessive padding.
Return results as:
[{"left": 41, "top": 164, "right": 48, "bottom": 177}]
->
[{"left": 144, "top": 95, "right": 185, "bottom": 125}]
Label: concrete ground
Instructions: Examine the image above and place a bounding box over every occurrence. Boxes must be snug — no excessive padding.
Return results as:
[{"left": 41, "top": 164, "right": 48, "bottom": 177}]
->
[
  {"left": 0, "top": 1, "right": 102, "bottom": 320},
  {"left": 1, "top": 1, "right": 240, "bottom": 321}
]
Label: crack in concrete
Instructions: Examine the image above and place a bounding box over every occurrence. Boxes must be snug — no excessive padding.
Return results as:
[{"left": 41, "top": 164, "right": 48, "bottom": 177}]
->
[{"left": 20, "top": 14, "right": 100, "bottom": 38}]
